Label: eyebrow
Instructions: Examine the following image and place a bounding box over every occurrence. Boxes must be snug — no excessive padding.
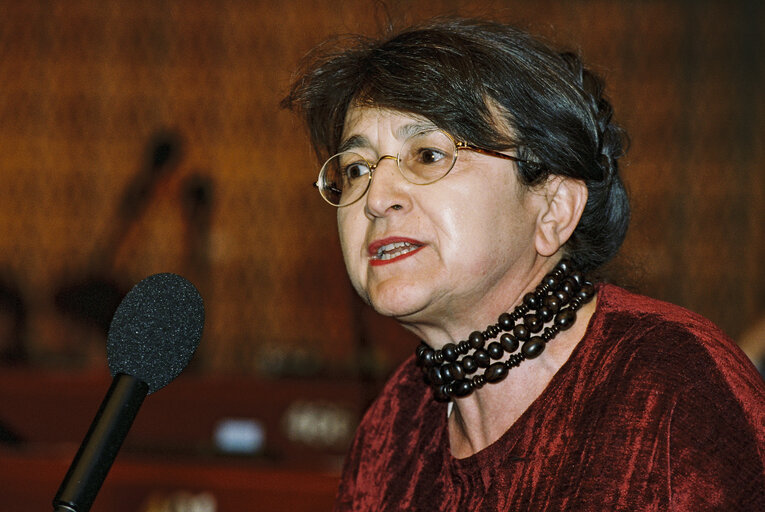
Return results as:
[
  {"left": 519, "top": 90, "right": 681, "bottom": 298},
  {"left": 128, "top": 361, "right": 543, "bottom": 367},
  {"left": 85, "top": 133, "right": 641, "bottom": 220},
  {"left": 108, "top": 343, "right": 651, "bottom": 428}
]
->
[
  {"left": 338, "top": 120, "right": 440, "bottom": 154},
  {"left": 338, "top": 134, "right": 369, "bottom": 154}
]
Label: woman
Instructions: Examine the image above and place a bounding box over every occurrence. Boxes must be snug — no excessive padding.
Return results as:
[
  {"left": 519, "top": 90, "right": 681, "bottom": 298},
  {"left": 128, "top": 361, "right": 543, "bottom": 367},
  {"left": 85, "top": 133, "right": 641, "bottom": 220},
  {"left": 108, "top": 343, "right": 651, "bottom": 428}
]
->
[{"left": 284, "top": 18, "right": 765, "bottom": 510}]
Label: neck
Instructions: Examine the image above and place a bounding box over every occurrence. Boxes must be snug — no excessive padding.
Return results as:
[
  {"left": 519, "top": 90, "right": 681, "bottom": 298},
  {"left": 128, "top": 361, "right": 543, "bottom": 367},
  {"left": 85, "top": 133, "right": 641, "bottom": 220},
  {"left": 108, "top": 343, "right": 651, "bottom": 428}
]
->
[
  {"left": 448, "top": 295, "right": 597, "bottom": 458},
  {"left": 400, "top": 257, "right": 558, "bottom": 349},
  {"left": 415, "top": 259, "right": 595, "bottom": 402}
]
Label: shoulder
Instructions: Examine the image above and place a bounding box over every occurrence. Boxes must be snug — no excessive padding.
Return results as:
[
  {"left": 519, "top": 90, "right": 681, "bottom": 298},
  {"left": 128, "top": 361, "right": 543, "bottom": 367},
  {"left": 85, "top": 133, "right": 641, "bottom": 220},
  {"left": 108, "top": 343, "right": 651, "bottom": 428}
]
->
[
  {"left": 593, "top": 283, "right": 754, "bottom": 373},
  {"left": 595, "top": 282, "right": 729, "bottom": 342},
  {"left": 577, "top": 285, "right": 765, "bottom": 505},
  {"left": 590, "top": 283, "right": 765, "bottom": 419}
]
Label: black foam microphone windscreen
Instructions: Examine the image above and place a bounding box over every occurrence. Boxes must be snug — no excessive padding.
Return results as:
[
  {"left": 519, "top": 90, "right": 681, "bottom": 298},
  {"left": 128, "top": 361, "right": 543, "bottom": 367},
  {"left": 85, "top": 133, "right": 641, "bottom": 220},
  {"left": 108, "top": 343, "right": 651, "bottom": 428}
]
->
[
  {"left": 107, "top": 272, "right": 204, "bottom": 393},
  {"left": 53, "top": 273, "right": 204, "bottom": 512}
]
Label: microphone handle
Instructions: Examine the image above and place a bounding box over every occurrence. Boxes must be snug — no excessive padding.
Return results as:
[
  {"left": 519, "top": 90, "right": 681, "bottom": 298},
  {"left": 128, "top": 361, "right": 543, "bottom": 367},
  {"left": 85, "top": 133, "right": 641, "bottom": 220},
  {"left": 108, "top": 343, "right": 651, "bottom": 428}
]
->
[{"left": 53, "top": 373, "right": 149, "bottom": 512}]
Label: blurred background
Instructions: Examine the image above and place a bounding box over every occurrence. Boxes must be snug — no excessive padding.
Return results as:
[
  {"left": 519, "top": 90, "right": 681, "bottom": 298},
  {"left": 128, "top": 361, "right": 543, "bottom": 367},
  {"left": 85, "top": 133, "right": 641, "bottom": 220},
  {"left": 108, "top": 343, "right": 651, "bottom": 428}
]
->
[{"left": 0, "top": 0, "right": 762, "bottom": 510}]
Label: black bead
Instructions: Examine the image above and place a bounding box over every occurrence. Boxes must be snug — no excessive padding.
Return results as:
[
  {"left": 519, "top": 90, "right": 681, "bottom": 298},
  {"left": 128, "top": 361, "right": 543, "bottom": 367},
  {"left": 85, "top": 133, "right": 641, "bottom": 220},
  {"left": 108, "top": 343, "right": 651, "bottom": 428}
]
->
[
  {"left": 512, "top": 324, "right": 530, "bottom": 341},
  {"left": 434, "top": 385, "right": 450, "bottom": 402},
  {"left": 578, "top": 282, "right": 595, "bottom": 301},
  {"left": 500, "top": 333, "right": 519, "bottom": 353},
  {"left": 544, "top": 294, "right": 560, "bottom": 313},
  {"left": 487, "top": 341, "right": 504, "bottom": 360},
  {"left": 555, "top": 290, "right": 570, "bottom": 306},
  {"left": 422, "top": 349, "right": 436, "bottom": 367},
  {"left": 537, "top": 306, "right": 554, "bottom": 322},
  {"left": 474, "top": 349, "right": 491, "bottom": 368},
  {"left": 416, "top": 344, "right": 434, "bottom": 367},
  {"left": 453, "top": 380, "right": 473, "bottom": 397},
  {"left": 523, "top": 314, "right": 543, "bottom": 333},
  {"left": 461, "top": 355, "right": 477, "bottom": 374},
  {"left": 450, "top": 362, "right": 466, "bottom": 380},
  {"left": 485, "top": 362, "right": 509, "bottom": 383},
  {"left": 440, "top": 364, "right": 456, "bottom": 383},
  {"left": 570, "top": 270, "right": 585, "bottom": 286},
  {"left": 507, "top": 353, "right": 525, "bottom": 367},
  {"left": 468, "top": 331, "right": 485, "bottom": 349},
  {"left": 523, "top": 292, "right": 540, "bottom": 309},
  {"left": 561, "top": 278, "right": 577, "bottom": 296},
  {"left": 498, "top": 312, "right": 514, "bottom": 331},
  {"left": 522, "top": 337, "right": 545, "bottom": 359},
  {"left": 457, "top": 340, "right": 471, "bottom": 354},
  {"left": 442, "top": 343, "right": 458, "bottom": 362},
  {"left": 544, "top": 274, "right": 558, "bottom": 288},
  {"left": 472, "top": 374, "right": 486, "bottom": 388},
  {"left": 555, "top": 308, "right": 576, "bottom": 330},
  {"left": 556, "top": 259, "right": 571, "bottom": 273},
  {"left": 428, "top": 366, "right": 444, "bottom": 385},
  {"left": 542, "top": 324, "right": 560, "bottom": 340}
]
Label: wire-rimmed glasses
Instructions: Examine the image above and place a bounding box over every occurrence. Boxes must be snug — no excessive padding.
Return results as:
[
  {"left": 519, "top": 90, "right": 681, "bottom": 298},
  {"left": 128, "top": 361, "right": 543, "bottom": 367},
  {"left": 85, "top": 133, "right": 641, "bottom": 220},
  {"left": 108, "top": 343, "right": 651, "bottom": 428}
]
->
[{"left": 314, "top": 128, "right": 528, "bottom": 207}]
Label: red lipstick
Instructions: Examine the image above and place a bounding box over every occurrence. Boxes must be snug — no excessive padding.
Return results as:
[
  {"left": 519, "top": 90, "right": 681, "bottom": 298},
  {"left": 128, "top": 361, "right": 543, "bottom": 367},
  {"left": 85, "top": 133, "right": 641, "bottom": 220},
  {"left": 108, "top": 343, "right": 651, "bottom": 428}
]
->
[{"left": 368, "top": 237, "right": 425, "bottom": 266}]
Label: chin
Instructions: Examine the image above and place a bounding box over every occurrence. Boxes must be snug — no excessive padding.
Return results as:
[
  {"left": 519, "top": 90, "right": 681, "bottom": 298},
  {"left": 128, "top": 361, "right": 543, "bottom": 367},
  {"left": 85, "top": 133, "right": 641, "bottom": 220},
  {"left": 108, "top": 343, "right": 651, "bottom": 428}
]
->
[
  {"left": 367, "top": 284, "right": 432, "bottom": 321},
  {"left": 370, "top": 302, "right": 420, "bottom": 319}
]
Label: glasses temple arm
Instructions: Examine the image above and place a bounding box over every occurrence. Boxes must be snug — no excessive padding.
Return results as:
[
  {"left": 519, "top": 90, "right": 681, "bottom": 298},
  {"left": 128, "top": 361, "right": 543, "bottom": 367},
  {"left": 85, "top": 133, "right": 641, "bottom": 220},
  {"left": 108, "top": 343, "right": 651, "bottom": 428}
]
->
[{"left": 456, "top": 142, "right": 528, "bottom": 163}]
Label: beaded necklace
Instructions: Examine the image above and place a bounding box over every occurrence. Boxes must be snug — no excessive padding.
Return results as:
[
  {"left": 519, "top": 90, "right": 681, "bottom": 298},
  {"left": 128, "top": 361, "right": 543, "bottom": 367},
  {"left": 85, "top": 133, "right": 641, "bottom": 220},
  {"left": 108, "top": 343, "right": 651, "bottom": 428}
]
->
[{"left": 415, "top": 259, "right": 595, "bottom": 401}]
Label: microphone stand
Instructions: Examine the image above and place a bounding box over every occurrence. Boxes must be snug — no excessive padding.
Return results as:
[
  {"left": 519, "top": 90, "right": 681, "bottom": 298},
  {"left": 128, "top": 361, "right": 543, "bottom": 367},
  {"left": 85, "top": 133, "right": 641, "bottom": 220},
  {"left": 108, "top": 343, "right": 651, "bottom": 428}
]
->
[{"left": 52, "top": 374, "right": 149, "bottom": 512}]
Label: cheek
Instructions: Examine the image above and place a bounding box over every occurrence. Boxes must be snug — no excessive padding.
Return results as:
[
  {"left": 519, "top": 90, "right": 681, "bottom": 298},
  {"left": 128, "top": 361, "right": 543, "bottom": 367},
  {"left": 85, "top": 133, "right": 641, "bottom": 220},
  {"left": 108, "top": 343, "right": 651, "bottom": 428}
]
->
[
  {"left": 337, "top": 210, "right": 365, "bottom": 277},
  {"left": 337, "top": 212, "right": 352, "bottom": 260},
  {"left": 437, "top": 188, "right": 536, "bottom": 268}
]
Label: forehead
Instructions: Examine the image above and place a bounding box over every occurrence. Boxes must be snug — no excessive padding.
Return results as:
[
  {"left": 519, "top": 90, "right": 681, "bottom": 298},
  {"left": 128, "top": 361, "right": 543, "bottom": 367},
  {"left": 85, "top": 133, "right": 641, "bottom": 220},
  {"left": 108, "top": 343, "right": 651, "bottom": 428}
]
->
[{"left": 340, "top": 107, "right": 438, "bottom": 148}]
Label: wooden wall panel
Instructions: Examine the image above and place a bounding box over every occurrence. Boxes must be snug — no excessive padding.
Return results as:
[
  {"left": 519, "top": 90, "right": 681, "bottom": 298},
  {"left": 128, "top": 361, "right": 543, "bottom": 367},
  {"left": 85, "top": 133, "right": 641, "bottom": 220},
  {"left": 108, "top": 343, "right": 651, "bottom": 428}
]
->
[{"left": 0, "top": 0, "right": 762, "bottom": 380}]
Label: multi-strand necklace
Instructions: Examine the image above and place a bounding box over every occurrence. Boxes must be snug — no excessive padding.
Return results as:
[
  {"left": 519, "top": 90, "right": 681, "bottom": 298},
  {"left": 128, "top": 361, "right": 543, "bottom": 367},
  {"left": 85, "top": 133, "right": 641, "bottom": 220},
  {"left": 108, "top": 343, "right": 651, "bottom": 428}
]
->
[{"left": 415, "top": 259, "right": 595, "bottom": 401}]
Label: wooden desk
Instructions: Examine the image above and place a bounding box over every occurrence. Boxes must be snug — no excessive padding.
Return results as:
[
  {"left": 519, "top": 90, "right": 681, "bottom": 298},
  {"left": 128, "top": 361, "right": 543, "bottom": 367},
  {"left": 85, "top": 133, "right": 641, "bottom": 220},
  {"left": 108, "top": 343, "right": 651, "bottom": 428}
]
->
[
  {"left": 0, "top": 447, "right": 339, "bottom": 511},
  {"left": 0, "top": 368, "right": 366, "bottom": 511}
]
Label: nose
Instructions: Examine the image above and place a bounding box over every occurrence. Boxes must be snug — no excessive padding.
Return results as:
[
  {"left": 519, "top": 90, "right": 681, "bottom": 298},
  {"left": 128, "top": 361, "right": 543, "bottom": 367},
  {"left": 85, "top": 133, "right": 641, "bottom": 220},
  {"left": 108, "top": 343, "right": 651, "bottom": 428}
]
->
[{"left": 364, "top": 154, "right": 411, "bottom": 217}]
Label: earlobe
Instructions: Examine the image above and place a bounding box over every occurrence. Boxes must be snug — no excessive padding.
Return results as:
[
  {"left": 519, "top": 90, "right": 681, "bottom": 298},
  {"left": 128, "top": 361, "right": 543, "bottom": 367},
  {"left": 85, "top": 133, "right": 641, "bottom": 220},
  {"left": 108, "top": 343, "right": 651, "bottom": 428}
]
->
[{"left": 534, "top": 177, "right": 588, "bottom": 257}]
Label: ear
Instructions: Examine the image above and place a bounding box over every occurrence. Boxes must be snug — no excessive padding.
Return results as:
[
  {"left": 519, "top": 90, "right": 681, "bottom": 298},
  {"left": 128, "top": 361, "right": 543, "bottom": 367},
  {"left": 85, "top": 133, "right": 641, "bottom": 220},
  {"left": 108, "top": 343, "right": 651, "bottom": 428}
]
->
[{"left": 534, "top": 176, "right": 588, "bottom": 257}]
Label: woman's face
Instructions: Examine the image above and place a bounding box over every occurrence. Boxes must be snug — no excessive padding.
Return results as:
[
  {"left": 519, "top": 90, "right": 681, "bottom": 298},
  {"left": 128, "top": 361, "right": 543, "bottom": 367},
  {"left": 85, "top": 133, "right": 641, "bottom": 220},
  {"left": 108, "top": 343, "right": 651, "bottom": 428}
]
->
[{"left": 337, "top": 107, "right": 546, "bottom": 331}]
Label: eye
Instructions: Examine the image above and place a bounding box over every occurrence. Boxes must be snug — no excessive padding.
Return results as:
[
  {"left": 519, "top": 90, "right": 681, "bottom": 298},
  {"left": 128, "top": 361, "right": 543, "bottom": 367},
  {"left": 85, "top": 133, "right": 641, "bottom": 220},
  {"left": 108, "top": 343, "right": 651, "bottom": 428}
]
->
[
  {"left": 343, "top": 161, "right": 371, "bottom": 181},
  {"left": 416, "top": 147, "right": 447, "bottom": 165}
]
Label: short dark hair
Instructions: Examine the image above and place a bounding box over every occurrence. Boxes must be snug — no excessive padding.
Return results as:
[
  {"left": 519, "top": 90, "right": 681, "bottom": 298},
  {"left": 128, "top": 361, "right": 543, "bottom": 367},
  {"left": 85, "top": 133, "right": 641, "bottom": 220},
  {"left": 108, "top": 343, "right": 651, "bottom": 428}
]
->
[{"left": 283, "top": 17, "right": 630, "bottom": 272}]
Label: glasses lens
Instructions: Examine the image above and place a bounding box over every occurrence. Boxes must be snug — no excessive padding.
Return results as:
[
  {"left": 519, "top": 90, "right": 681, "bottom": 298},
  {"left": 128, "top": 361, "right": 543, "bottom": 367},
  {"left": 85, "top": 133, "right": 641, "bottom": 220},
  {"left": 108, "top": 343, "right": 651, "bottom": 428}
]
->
[
  {"left": 399, "top": 130, "right": 457, "bottom": 184},
  {"left": 319, "top": 152, "right": 371, "bottom": 206}
]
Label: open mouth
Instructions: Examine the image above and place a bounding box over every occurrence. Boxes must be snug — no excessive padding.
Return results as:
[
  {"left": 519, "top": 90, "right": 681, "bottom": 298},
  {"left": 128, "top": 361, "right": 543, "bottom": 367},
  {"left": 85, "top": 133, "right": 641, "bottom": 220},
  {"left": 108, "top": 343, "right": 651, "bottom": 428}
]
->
[
  {"left": 368, "top": 238, "right": 425, "bottom": 266},
  {"left": 376, "top": 241, "right": 421, "bottom": 260}
]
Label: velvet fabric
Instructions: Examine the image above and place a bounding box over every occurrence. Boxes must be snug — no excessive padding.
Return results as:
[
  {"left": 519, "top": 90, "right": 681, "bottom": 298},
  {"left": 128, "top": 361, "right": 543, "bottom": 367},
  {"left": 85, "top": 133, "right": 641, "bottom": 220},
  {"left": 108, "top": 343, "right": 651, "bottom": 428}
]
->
[{"left": 335, "top": 284, "right": 765, "bottom": 511}]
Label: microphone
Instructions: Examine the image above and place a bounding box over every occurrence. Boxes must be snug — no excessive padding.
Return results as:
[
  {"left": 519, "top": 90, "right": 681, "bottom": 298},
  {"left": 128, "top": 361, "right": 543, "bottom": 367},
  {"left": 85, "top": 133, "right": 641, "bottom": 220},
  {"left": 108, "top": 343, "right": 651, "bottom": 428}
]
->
[{"left": 53, "top": 273, "right": 204, "bottom": 512}]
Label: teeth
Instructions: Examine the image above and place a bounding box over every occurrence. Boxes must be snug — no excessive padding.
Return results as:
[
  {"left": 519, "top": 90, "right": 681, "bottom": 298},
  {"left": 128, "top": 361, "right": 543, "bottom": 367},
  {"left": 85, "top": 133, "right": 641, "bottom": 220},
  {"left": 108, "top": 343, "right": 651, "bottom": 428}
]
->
[{"left": 376, "top": 241, "right": 418, "bottom": 260}]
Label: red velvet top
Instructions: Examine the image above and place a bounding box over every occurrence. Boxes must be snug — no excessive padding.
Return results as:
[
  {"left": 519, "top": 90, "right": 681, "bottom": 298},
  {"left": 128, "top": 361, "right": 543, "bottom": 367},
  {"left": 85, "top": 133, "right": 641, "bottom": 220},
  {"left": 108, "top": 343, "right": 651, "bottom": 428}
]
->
[{"left": 335, "top": 284, "right": 765, "bottom": 511}]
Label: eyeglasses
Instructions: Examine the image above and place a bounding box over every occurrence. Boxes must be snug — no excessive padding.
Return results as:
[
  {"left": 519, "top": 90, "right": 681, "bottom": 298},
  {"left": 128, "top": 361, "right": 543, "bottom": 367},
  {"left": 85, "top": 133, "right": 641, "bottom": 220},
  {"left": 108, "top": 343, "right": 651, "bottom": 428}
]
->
[{"left": 314, "top": 128, "right": 528, "bottom": 207}]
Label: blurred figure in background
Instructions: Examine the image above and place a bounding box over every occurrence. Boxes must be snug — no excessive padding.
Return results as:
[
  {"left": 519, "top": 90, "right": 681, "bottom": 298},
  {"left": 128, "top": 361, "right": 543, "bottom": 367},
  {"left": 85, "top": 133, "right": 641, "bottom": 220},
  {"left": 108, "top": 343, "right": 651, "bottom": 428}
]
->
[{"left": 0, "top": 275, "right": 28, "bottom": 366}]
